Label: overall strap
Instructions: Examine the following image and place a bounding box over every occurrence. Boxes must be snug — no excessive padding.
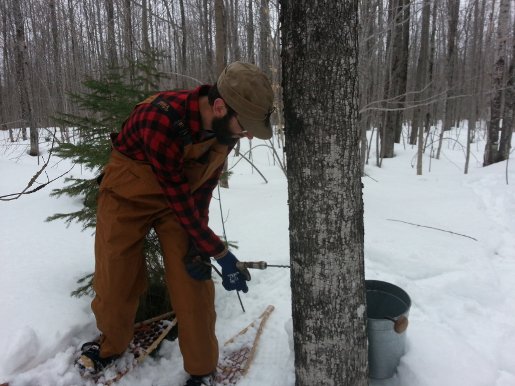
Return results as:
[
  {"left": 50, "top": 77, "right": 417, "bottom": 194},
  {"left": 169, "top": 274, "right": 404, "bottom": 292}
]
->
[{"left": 138, "top": 94, "right": 192, "bottom": 146}]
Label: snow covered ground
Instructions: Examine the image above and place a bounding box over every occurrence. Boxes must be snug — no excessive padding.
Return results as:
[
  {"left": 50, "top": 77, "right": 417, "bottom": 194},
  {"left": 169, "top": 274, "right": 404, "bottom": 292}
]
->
[{"left": 0, "top": 126, "right": 514, "bottom": 386}]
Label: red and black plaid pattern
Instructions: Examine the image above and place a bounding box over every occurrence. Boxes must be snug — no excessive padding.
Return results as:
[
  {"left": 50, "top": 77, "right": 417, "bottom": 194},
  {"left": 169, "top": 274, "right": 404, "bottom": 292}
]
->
[{"left": 112, "top": 86, "right": 227, "bottom": 257}]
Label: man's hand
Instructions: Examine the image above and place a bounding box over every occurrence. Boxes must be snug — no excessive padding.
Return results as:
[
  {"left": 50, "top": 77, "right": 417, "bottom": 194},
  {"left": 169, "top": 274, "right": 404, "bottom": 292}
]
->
[
  {"left": 215, "top": 251, "right": 249, "bottom": 293},
  {"left": 183, "top": 244, "right": 212, "bottom": 280}
]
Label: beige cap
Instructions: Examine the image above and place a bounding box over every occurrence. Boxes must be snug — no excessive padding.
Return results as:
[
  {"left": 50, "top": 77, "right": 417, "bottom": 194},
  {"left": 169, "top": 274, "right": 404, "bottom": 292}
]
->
[{"left": 217, "top": 61, "right": 274, "bottom": 139}]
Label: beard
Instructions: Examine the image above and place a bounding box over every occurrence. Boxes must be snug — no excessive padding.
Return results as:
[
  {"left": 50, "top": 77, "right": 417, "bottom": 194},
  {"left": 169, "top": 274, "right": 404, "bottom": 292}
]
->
[{"left": 212, "top": 114, "right": 238, "bottom": 145}]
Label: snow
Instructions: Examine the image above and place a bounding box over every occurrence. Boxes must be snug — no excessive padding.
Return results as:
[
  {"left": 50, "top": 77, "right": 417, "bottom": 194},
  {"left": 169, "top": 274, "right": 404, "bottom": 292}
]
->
[{"left": 1, "top": 126, "right": 514, "bottom": 386}]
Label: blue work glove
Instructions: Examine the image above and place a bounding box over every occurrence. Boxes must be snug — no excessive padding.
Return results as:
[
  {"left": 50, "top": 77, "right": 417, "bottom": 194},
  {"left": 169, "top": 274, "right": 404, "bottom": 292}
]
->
[
  {"left": 215, "top": 251, "right": 249, "bottom": 293},
  {"left": 183, "top": 243, "right": 212, "bottom": 280}
]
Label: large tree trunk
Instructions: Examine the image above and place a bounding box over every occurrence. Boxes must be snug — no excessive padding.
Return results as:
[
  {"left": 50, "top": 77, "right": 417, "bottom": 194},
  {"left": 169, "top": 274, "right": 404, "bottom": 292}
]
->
[
  {"left": 281, "top": 1, "right": 368, "bottom": 385},
  {"left": 484, "top": 0, "right": 511, "bottom": 165}
]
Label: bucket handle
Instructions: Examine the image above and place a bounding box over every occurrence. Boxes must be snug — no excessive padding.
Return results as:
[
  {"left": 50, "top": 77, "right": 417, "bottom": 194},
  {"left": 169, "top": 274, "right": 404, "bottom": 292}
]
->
[{"left": 384, "top": 315, "right": 409, "bottom": 334}]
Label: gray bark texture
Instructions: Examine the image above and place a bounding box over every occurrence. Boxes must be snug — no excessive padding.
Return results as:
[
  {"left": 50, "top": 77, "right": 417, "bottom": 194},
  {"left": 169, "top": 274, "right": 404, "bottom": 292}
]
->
[
  {"left": 13, "top": 0, "right": 38, "bottom": 154},
  {"left": 484, "top": 0, "right": 511, "bottom": 165},
  {"left": 259, "top": 0, "right": 271, "bottom": 78},
  {"left": 106, "top": 0, "right": 117, "bottom": 68},
  {"left": 280, "top": 0, "right": 368, "bottom": 385},
  {"left": 381, "top": 0, "right": 410, "bottom": 158},
  {"left": 415, "top": 0, "right": 431, "bottom": 175}
]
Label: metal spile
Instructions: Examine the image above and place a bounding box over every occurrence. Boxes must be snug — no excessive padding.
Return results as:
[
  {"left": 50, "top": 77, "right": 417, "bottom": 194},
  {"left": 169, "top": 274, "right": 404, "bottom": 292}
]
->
[{"left": 236, "top": 261, "right": 291, "bottom": 271}]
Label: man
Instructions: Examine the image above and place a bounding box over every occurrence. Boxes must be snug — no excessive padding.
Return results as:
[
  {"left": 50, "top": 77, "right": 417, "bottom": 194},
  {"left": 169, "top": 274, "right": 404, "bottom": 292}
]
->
[{"left": 76, "top": 62, "right": 274, "bottom": 386}]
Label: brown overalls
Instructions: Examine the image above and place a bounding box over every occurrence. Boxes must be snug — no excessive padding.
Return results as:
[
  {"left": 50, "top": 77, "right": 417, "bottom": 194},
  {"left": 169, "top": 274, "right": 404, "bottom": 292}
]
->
[{"left": 91, "top": 135, "right": 227, "bottom": 376}]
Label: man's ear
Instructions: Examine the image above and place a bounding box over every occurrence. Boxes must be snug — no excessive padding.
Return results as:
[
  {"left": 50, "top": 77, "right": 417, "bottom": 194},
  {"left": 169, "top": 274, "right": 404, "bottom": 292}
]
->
[{"left": 212, "top": 98, "right": 227, "bottom": 118}]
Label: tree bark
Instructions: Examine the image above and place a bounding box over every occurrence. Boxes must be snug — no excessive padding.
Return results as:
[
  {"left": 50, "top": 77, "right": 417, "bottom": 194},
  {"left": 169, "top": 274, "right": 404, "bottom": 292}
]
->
[
  {"left": 437, "top": 0, "right": 460, "bottom": 160},
  {"left": 142, "top": 0, "right": 151, "bottom": 55},
  {"left": 202, "top": 0, "right": 215, "bottom": 80},
  {"left": 259, "top": 0, "right": 271, "bottom": 78},
  {"left": 49, "top": 0, "right": 69, "bottom": 141},
  {"left": 106, "top": 0, "right": 118, "bottom": 68},
  {"left": 281, "top": 0, "right": 368, "bottom": 384},
  {"left": 484, "top": 0, "right": 511, "bottom": 165},
  {"left": 465, "top": 0, "right": 482, "bottom": 174},
  {"left": 13, "top": 0, "right": 38, "bottom": 154},
  {"left": 247, "top": 0, "right": 255, "bottom": 63},
  {"left": 215, "top": 0, "right": 229, "bottom": 188},
  {"left": 497, "top": 15, "right": 514, "bottom": 162},
  {"left": 381, "top": 0, "right": 410, "bottom": 158},
  {"left": 414, "top": 0, "right": 431, "bottom": 175},
  {"left": 179, "top": 0, "right": 187, "bottom": 79},
  {"left": 123, "top": 0, "right": 134, "bottom": 78}
]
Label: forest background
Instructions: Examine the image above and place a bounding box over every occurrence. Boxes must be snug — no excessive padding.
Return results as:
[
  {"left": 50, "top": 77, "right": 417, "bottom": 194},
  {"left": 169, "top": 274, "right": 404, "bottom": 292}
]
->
[{"left": 0, "top": 0, "right": 513, "bottom": 169}]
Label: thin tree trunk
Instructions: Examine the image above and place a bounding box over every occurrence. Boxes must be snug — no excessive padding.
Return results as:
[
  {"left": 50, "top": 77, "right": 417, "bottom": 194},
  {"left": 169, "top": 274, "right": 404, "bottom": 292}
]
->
[
  {"left": 179, "top": 0, "right": 187, "bottom": 80},
  {"left": 106, "top": 0, "right": 118, "bottom": 68},
  {"left": 247, "top": 0, "right": 255, "bottom": 63},
  {"left": 124, "top": 0, "right": 134, "bottom": 78},
  {"left": 13, "top": 0, "right": 38, "bottom": 154},
  {"left": 437, "top": 0, "right": 460, "bottom": 159},
  {"left": 496, "top": 3, "right": 514, "bottom": 163},
  {"left": 215, "top": 0, "right": 229, "bottom": 188},
  {"left": 259, "top": 0, "right": 271, "bottom": 78},
  {"left": 415, "top": 0, "right": 431, "bottom": 175},
  {"left": 484, "top": 0, "right": 510, "bottom": 165},
  {"left": 381, "top": 0, "right": 410, "bottom": 158},
  {"left": 142, "top": 0, "right": 151, "bottom": 55},
  {"left": 203, "top": 0, "right": 214, "bottom": 80},
  {"left": 49, "top": 0, "right": 69, "bottom": 142},
  {"left": 465, "top": 0, "right": 482, "bottom": 174}
]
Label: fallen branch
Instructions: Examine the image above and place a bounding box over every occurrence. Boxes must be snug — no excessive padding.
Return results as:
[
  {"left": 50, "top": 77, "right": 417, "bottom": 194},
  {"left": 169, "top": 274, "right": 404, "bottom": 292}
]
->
[
  {"left": 0, "top": 166, "right": 74, "bottom": 201},
  {"left": 386, "top": 218, "right": 478, "bottom": 241},
  {"left": 0, "top": 129, "right": 73, "bottom": 201}
]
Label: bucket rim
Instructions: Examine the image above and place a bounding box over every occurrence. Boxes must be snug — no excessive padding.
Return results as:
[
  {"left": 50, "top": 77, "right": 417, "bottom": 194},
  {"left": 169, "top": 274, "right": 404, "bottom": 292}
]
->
[{"left": 365, "top": 279, "right": 411, "bottom": 319}]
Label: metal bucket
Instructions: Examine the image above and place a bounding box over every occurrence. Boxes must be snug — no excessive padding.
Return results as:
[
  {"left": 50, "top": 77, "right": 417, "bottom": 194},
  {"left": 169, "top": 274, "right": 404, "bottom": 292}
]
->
[{"left": 366, "top": 280, "right": 411, "bottom": 379}]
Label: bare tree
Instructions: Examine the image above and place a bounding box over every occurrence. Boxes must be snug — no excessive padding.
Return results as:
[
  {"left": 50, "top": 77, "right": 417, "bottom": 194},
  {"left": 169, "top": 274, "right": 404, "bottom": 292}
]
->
[
  {"left": 12, "top": 0, "right": 38, "bottom": 154},
  {"left": 436, "top": 0, "right": 461, "bottom": 160},
  {"left": 202, "top": 0, "right": 215, "bottom": 80},
  {"left": 259, "top": 0, "right": 271, "bottom": 78},
  {"left": 281, "top": 0, "right": 368, "bottom": 384},
  {"left": 247, "top": 0, "right": 256, "bottom": 63},
  {"left": 215, "top": 0, "right": 230, "bottom": 188},
  {"left": 381, "top": 0, "right": 410, "bottom": 159},
  {"left": 414, "top": 0, "right": 431, "bottom": 175},
  {"left": 465, "top": 0, "right": 483, "bottom": 174},
  {"left": 179, "top": 0, "right": 187, "bottom": 79},
  {"left": 485, "top": 0, "right": 512, "bottom": 165},
  {"left": 106, "top": 0, "right": 118, "bottom": 68}
]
